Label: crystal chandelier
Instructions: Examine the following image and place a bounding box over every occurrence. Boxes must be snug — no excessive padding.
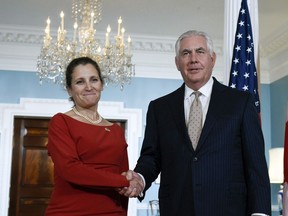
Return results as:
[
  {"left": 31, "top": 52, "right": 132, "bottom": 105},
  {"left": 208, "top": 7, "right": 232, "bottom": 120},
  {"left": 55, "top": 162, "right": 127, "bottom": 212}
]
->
[{"left": 37, "top": 0, "right": 135, "bottom": 89}]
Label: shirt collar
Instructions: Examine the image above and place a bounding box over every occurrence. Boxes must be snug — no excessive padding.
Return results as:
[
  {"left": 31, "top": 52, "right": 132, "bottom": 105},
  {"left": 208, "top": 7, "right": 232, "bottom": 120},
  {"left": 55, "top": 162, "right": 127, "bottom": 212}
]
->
[{"left": 184, "top": 76, "right": 214, "bottom": 100}]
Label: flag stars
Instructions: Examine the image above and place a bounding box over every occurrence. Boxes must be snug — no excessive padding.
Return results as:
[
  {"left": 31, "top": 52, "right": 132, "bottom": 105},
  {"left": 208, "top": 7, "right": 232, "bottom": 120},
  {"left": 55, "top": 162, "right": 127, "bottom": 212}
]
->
[
  {"left": 239, "top": 20, "right": 245, "bottom": 27},
  {"left": 233, "top": 58, "right": 239, "bottom": 64},
  {"left": 228, "top": 2, "right": 260, "bottom": 114},
  {"left": 235, "top": 45, "right": 241, "bottom": 51},
  {"left": 246, "top": 47, "right": 252, "bottom": 53},
  {"left": 242, "top": 85, "right": 249, "bottom": 91},
  {"left": 245, "top": 60, "right": 251, "bottom": 66},
  {"left": 232, "top": 70, "right": 238, "bottom": 77},
  {"left": 244, "top": 72, "right": 249, "bottom": 79}
]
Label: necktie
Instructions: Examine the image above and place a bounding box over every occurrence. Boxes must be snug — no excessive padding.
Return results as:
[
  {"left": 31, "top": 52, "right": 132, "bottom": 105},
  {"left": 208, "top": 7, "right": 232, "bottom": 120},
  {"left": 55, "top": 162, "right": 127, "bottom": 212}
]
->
[{"left": 187, "top": 91, "right": 202, "bottom": 149}]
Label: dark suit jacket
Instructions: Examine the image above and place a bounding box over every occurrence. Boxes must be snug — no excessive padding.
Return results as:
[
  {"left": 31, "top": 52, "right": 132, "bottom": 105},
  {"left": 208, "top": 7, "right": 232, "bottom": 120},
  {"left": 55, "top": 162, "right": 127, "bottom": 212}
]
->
[{"left": 134, "top": 77, "right": 271, "bottom": 216}]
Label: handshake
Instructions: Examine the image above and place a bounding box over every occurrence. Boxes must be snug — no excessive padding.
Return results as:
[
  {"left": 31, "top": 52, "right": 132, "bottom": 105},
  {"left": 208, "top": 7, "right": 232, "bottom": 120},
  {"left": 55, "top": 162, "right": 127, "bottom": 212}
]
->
[{"left": 117, "top": 170, "right": 145, "bottom": 198}]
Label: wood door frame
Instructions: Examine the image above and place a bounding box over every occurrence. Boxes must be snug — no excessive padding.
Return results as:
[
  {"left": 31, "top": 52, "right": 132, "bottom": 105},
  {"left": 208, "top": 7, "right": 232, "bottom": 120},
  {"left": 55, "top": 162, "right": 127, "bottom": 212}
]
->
[{"left": 0, "top": 98, "right": 142, "bottom": 216}]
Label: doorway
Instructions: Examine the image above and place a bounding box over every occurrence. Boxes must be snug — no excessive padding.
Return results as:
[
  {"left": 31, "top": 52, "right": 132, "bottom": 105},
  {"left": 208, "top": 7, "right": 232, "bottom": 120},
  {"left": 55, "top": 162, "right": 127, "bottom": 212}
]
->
[{"left": 9, "top": 117, "right": 53, "bottom": 215}]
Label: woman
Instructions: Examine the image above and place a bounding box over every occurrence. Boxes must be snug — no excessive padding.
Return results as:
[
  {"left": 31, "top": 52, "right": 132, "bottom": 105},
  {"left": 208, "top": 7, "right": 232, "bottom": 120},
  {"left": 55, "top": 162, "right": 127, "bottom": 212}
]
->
[{"left": 46, "top": 57, "right": 130, "bottom": 215}]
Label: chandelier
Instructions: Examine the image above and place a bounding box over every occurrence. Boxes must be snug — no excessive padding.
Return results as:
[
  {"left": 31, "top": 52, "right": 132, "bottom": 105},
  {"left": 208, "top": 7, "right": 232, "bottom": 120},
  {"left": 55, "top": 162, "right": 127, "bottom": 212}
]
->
[{"left": 36, "top": 0, "right": 135, "bottom": 89}]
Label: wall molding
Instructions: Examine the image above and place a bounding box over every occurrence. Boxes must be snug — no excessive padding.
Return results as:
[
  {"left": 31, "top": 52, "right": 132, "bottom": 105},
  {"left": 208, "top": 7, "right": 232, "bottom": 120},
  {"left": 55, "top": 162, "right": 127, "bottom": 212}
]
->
[
  {"left": 0, "top": 25, "right": 223, "bottom": 82},
  {"left": 1, "top": 24, "right": 288, "bottom": 84},
  {"left": 0, "top": 98, "right": 142, "bottom": 216}
]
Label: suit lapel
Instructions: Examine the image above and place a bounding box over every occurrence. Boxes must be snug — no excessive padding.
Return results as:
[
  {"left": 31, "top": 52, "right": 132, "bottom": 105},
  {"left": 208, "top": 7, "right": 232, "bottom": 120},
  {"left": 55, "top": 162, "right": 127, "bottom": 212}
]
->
[
  {"left": 168, "top": 84, "right": 196, "bottom": 151},
  {"left": 169, "top": 84, "right": 187, "bottom": 129},
  {"left": 168, "top": 80, "right": 229, "bottom": 152},
  {"left": 197, "top": 78, "right": 227, "bottom": 150}
]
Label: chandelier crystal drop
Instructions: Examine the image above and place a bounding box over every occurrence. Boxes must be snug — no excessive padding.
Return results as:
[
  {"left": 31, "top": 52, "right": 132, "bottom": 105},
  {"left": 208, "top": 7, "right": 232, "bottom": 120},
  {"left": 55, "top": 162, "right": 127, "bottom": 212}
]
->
[{"left": 36, "top": 0, "right": 135, "bottom": 90}]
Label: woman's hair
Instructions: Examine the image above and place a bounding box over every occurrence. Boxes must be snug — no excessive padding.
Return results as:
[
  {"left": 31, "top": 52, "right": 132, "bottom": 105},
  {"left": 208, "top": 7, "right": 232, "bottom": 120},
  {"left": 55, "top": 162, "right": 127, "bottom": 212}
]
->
[
  {"left": 65, "top": 56, "right": 103, "bottom": 89},
  {"left": 175, "top": 30, "right": 214, "bottom": 57}
]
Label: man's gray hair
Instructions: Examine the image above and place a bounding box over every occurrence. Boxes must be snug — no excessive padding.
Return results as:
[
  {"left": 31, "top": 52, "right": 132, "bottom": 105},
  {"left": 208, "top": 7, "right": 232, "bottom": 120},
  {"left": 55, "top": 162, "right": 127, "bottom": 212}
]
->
[{"left": 175, "top": 30, "right": 214, "bottom": 57}]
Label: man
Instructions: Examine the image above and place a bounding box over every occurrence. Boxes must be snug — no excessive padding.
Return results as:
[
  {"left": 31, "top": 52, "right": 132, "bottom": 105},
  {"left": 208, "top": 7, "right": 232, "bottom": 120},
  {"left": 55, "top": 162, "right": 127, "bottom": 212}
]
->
[{"left": 121, "top": 30, "right": 271, "bottom": 216}]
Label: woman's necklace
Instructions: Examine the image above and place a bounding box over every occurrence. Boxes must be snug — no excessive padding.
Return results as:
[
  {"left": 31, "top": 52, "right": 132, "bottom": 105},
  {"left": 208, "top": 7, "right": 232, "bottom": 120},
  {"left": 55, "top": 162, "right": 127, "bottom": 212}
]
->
[{"left": 72, "top": 107, "right": 102, "bottom": 125}]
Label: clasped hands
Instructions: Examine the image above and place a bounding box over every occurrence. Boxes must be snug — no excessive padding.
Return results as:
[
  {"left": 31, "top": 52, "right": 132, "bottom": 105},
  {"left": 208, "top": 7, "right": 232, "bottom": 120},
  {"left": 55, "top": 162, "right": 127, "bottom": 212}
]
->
[{"left": 117, "top": 170, "right": 144, "bottom": 198}]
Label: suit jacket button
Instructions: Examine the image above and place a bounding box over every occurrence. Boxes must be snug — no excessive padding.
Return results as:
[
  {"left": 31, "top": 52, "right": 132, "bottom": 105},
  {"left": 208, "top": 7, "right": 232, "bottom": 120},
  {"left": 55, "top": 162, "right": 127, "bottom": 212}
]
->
[{"left": 193, "top": 157, "right": 198, "bottom": 162}]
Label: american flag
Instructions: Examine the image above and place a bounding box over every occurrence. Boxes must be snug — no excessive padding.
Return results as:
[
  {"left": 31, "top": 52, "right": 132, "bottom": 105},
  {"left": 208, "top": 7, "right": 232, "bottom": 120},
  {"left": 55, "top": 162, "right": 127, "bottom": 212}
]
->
[{"left": 229, "top": 0, "right": 260, "bottom": 114}]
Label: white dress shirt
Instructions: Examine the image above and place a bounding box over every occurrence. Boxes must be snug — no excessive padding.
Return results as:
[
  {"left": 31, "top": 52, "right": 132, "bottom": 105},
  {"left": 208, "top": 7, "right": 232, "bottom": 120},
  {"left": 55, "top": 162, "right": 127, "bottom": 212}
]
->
[{"left": 184, "top": 76, "right": 213, "bottom": 126}]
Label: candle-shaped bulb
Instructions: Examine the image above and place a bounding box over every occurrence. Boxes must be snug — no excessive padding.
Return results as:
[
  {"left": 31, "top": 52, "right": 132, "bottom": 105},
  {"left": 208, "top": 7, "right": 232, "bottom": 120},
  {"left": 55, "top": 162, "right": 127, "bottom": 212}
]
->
[
  {"left": 73, "top": 22, "right": 78, "bottom": 42},
  {"left": 127, "top": 36, "right": 131, "bottom": 55},
  {"left": 57, "top": 27, "right": 61, "bottom": 42},
  {"left": 121, "top": 28, "right": 125, "bottom": 45},
  {"left": 105, "top": 32, "right": 109, "bottom": 47},
  {"left": 46, "top": 17, "right": 51, "bottom": 36},
  {"left": 117, "top": 17, "right": 122, "bottom": 36},
  {"left": 105, "top": 25, "right": 111, "bottom": 47},
  {"left": 74, "top": 22, "right": 78, "bottom": 29},
  {"left": 90, "top": 12, "right": 94, "bottom": 29},
  {"left": 107, "top": 25, "right": 111, "bottom": 33},
  {"left": 60, "top": 11, "right": 64, "bottom": 31},
  {"left": 118, "top": 17, "right": 122, "bottom": 24}
]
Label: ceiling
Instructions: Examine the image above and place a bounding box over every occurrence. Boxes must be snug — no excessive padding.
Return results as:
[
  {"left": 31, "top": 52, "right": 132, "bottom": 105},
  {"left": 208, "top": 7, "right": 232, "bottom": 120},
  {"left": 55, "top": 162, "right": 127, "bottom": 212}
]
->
[{"left": 0, "top": 0, "right": 287, "bottom": 42}]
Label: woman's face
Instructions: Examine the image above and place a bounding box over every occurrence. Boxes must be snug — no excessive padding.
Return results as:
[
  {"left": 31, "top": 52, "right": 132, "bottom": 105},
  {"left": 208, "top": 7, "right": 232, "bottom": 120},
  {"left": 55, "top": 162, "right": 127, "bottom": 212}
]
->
[
  {"left": 67, "top": 63, "right": 103, "bottom": 109},
  {"left": 175, "top": 35, "right": 216, "bottom": 90}
]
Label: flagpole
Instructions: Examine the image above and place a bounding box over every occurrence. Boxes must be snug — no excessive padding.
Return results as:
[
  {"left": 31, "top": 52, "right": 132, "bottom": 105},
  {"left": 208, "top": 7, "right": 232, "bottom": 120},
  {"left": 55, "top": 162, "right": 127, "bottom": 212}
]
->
[
  {"left": 223, "top": 0, "right": 241, "bottom": 86},
  {"left": 283, "top": 104, "right": 288, "bottom": 216}
]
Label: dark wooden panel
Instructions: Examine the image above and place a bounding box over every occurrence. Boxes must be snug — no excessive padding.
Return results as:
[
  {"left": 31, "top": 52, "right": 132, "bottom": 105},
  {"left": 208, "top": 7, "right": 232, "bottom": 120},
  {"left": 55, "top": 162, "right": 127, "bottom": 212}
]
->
[
  {"left": 9, "top": 117, "right": 52, "bottom": 216},
  {"left": 22, "top": 149, "right": 54, "bottom": 186}
]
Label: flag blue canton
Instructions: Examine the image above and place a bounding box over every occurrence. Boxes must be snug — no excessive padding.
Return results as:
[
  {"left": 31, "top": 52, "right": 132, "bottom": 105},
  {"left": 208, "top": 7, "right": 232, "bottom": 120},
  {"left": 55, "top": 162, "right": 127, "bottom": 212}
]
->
[{"left": 229, "top": 0, "right": 260, "bottom": 113}]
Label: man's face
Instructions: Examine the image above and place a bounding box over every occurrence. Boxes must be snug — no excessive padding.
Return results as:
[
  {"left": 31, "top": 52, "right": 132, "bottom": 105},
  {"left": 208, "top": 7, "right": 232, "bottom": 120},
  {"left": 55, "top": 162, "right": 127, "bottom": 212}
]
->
[{"left": 175, "top": 35, "right": 216, "bottom": 90}]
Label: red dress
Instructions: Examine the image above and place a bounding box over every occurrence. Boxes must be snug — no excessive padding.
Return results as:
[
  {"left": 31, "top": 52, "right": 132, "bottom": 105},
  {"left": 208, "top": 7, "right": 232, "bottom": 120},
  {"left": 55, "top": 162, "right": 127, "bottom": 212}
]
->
[{"left": 45, "top": 113, "right": 129, "bottom": 216}]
